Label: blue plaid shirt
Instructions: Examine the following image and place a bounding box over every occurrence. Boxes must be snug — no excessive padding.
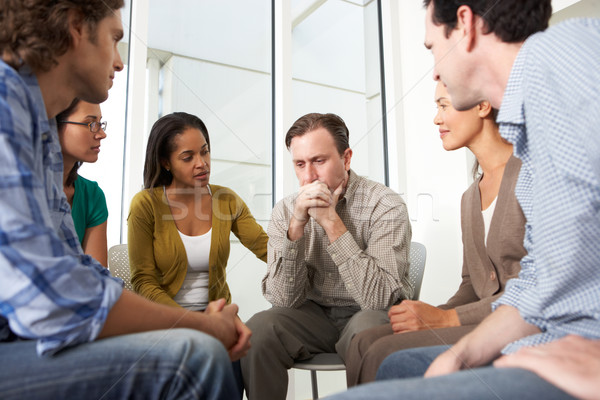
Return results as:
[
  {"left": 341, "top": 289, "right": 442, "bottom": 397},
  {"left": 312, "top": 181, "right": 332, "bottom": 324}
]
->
[
  {"left": 0, "top": 61, "right": 123, "bottom": 356},
  {"left": 493, "top": 18, "right": 600, "bottom": 353}
]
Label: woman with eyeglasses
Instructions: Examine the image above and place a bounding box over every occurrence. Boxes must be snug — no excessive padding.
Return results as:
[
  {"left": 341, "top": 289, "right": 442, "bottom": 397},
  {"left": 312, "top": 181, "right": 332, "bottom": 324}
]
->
[
  {"left": 57, "top": 99, "right": 108, "bottom": 266},
  {"left": 127, "top": 112, "right": 268, "bottom": 312}
]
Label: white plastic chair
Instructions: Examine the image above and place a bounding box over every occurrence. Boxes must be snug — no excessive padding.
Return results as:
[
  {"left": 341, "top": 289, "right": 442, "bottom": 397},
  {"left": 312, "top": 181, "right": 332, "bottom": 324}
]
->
[
  {"left": 108, "top": 244, "right": 133, "bottom": 291},
  {"left": 292, "top": 241, "right": 427, "bottom": 399}
]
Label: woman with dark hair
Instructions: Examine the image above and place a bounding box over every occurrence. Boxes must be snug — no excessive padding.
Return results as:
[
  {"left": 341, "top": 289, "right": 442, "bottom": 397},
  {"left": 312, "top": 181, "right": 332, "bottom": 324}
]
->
[
  {"left": 344, "top": 81, "right": 526, "bottom": 386},
  {"left": 128, "top": 112, "right": 268, "bottom": 311},
  {"left": 57, "top": 99, "right": 108, "bottom": 266}
]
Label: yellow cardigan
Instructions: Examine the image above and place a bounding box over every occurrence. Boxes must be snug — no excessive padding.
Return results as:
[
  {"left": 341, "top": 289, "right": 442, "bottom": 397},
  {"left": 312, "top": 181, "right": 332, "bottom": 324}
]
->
[{"left": 127, "top": 185, "right": 268, "bottom": 308}]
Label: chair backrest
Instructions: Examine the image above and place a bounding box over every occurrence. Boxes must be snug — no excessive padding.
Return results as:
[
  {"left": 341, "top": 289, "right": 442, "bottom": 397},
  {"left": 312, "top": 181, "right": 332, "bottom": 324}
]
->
[
  {"left": 108, "top": 244, "right": 133, "bottom": 291},
  {"left": 407, "top": 241, "right": 427, "bottom": 300}
]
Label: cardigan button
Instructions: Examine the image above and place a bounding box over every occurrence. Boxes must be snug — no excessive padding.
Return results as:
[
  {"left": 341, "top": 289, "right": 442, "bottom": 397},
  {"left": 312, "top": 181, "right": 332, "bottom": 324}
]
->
[{"left": 490, "top": 271, "right": 496, "bottom": 281}]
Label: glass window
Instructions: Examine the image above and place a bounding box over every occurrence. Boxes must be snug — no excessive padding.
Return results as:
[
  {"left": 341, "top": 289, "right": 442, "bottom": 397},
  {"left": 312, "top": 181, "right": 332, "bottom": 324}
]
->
[
  {"left": 291, "top": 0, "right": 386, "bottom": 187},
  {"left": 78, "top": 0, "right": 131, "bottom": 248},
  {"left": 144, "top": 0, "right": 273, "bottom": 319}
]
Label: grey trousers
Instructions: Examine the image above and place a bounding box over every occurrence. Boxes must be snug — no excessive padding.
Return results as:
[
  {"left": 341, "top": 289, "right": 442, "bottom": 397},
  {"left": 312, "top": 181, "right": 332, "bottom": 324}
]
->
[
  {"left": 240, "top": 301, "right": 388, "bottom": 400},
  {"left": 345, "top": 323, "right": 478, "bottom": 387}
]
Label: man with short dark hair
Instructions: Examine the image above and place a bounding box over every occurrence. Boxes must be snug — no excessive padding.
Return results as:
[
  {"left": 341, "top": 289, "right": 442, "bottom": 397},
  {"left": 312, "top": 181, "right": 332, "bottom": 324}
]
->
[
  {"left": 328, "top": 0, "right": 600, "bottom": 398},
  {"left": 241, "top": 112, "right": 412, "bottom": 399},
  {"left": 0, "top": 1, "right": 249, "bottom": 398}
]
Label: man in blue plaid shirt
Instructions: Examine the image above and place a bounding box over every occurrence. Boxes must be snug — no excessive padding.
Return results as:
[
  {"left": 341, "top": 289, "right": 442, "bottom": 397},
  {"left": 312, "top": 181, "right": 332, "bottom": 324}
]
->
[
  {"left": 330, "top": 1, "right": 600, "bottom": 399},
  {"left": 0, "top": 1, "right": 249, "bottom": 399}
]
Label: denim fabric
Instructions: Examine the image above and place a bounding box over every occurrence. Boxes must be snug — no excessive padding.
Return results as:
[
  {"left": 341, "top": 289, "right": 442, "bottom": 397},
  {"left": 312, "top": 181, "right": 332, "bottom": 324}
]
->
[
  {"left": 376, "top": 345, "right": 449, "bottom": 380},
  {"left": 326, "top": 345, "right": 575, "bottom": 399},
  {"left": 327, "top": 367, "right": 574, "bottom": 400},
  {"left": 0, "top": 329, "right": 240, "bottom": 400}
]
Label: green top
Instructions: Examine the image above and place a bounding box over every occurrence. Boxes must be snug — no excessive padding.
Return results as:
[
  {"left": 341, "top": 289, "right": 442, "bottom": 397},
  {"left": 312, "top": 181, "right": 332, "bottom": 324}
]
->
[
  {"left": 72, "top": 175, "right": 108, "bottom": 245},
  {"left": 127, "top": 185, "right": 268, "bottom": 308}
]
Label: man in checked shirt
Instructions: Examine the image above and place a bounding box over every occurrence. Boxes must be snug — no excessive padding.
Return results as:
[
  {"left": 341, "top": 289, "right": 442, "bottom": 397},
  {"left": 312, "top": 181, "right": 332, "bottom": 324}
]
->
[{"left": 241, "top": 112, "right": 412, "bottom": 399}]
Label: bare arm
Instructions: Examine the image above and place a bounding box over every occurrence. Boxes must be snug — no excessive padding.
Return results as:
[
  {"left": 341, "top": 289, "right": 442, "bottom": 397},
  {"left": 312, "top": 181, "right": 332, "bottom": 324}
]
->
[
  {"left": 82, "top": 221, "right": 108, "bottom": 267},
  {"left": 425, "top": 305, "right": 540, "bottom": 377},
  {"left": 99, "top": 291, "right": 251, "bottom": 361}
]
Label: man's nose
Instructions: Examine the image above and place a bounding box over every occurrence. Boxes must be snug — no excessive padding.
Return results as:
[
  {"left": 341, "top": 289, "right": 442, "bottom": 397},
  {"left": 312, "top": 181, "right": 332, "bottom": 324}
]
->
[{"left": 304, "top": 164, "right": 317, "bottom": 183}]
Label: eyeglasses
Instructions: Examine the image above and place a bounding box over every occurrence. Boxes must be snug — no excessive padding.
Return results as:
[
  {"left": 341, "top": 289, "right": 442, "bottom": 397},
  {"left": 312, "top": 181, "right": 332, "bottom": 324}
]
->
[{"left": 59, "top": 120, "right": 107, "bottom": 133}]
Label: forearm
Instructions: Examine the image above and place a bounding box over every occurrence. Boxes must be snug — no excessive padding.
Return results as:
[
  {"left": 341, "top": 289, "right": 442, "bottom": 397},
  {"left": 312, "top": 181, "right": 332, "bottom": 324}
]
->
[
  {"left": 287, "top": 214, "right": 307, "bottom": 241},
  {"left": 263, "top": 252, "right": 309, "bottom": 307},
  {"left": 99, "top": 290, "right": 203, "bottom": 337},
  {"left": 446, "top": 305, "right": 540, "bottom": 368},
  {"left": 320, "top": 213, "right": 348, "bottom": 243},
  {"left": 100, "top": 291, "right": 240, "bottom": 353}
]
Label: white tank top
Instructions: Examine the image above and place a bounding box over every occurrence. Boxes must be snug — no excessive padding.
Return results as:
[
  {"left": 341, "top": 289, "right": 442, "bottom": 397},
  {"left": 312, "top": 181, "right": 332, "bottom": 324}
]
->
[
  {"left": 172, "top": 228, "right": 212, "bottom": 311},
  {"left": 481, "top": 196, "right": 497, "bottom": 247}
]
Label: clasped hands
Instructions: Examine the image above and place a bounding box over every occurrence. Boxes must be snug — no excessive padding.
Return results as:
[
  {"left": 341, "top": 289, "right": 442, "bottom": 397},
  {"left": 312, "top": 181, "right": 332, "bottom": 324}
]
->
[
  {"left": 292, "top": 180, "right": 344, "bottom": 225},
  {"left": 205, "top": 298, "right": 251, "bottom": 361},
  {"left": 288, "top": 180, "right": 346, "bottom": 242}
]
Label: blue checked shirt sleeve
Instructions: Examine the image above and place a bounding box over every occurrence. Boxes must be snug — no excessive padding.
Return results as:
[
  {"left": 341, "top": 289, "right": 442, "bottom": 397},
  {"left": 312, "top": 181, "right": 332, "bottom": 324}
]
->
[
  {"left": 0, "top": 64, "right": 123, "bottom": 356},
  {"left": 493, "top": 19, "right": 600, "bottom": 350}
]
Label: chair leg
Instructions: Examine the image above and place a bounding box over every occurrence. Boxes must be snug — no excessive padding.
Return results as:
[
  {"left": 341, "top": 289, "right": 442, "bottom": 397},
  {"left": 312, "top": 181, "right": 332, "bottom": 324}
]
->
[{"left": 310, "top": 370, "right": 319, "bottom": 399}]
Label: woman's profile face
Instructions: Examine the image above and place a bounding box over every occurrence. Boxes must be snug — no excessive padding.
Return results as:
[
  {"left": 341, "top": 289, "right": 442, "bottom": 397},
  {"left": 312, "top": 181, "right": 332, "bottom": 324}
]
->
[
  {"left": 58, "top": 102, "right": 106, "bottom": 164},
  {"left": 164, "top": 127, "right": 211, "bottom": 190},
  {"left": 433, "top": 82, "right": 483, "bottom": 151}
]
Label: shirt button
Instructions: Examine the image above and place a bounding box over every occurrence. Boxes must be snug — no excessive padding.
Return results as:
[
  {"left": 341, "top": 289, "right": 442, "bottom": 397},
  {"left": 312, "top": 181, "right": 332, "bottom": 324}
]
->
[
  {"left": 288, "top": 277, "right": 294, "bottom": 283},
  {"left": 331, "top": 252, "right": 337, "bottom": 258},
  {"left": 327, "top": 273, "right": 333, "bottom": 278},
  {"left": 289, "top": 249, "right": 296, "bottom": 256},
  {"left": 490, "top": 271, "right": 496, "bottom": 281}
]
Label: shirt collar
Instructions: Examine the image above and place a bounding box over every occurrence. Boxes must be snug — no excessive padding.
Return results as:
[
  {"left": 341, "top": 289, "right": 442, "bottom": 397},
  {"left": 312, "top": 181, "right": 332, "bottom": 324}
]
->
[{"left": 340, "top": 169, "right": 358, "bottom": 203}]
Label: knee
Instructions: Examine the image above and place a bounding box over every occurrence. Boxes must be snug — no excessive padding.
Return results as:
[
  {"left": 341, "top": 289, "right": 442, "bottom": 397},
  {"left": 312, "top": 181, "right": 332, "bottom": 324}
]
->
[
  {"left": 350, "top": 329, "right": 376, "bottom": 356},
  {"left": 376, "top": 347, "right": 432, "bottom": 381},
  {"left": 345, "top": 310, "right": 388, "bottom": 335},
  {"left": 376, "top": 351, "right": 405, "bottom": 381},
  {"left": 362, "top": 338, "right": 393, "bottom": 370},
  {"left": 245, "top": 310, "right": 281, "bottom": 349},
  {"left": 168, "top": 328, "right": 230, "bottom": 366}
]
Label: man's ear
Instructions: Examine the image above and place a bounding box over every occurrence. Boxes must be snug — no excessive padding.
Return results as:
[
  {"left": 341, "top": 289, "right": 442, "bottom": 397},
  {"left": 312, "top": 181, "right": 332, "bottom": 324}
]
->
[
  {"left": 478, "top": 101, "right": 493, "bottom": 119},
  {"left": 456, "top": 5, "right": 477, "bottom": 52},
  {"left": 343, "top": 148, "right": 353, "bottom": 171},
  {"left": 67, "top": 9, "right": 86, "bottom": 49}
]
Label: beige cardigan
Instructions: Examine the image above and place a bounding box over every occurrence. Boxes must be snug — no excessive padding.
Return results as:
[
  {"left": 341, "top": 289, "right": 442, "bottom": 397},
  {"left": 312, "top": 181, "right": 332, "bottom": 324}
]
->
[
  {"left": 127, "top": 185, "right": 268, "bottom": 308},
  {"left": 439, "top": 156, "right": 527, "bottom": 325}
]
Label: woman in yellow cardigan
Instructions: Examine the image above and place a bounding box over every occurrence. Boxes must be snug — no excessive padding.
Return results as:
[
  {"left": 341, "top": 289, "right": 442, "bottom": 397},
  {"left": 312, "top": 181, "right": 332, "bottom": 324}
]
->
[{"left": 128, "top": 112, "right": 268, "bottom": 310}]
